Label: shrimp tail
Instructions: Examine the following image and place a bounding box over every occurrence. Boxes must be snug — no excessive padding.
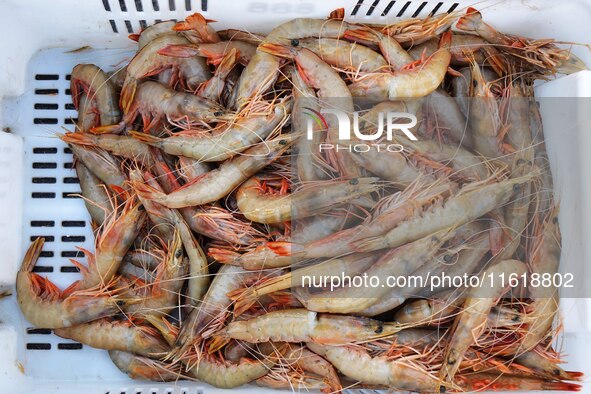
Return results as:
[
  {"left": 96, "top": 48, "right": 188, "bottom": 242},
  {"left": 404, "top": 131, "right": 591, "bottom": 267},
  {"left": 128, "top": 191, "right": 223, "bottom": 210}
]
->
[
  {"left": 173, "top": 13, "right": 216, "bottom": 32},
  {"left": 30, "top": 274, "right": 62, "bottom": 301},
  {"left": 456, "top": 7, "right": 483, "bottom": 33},
  {"left": 267, "top": 291, "right": 300, "bottom": 307},
  {"left": 207, "top": 335, "right": 230, "bottom": 354},
  {"left": 20, "top": 237, "right": 45, "bottom": 273},
  {"left": 128, "top": 130, "right": 163, "bottom": 146},
  {"left": 158, "top": 44, "right": 200, "bottom": 58},
  {"left": 120, "top": 77, "right": 137, "bottom": 114},
  {"left": 438, "top": 30, "right": 452, "bottom": 49},
  {"left": 216, "top": 48, "right": 240, "bottom": 76},
  {"left": 482, "top": 46, "right": 507, "bottom": 76},
  {"left": 90, "top": 121, "right": 126, "bottom": 134},
  {"left": 328, "top": 7, "right": 345, "bottom": 20},
  {"left": 228, "top": 287, "right": 257, "bottom": 316},
  {"left": 128, "top": 33, "right": 140, "bottom": 42},
  {"left": 266, "top": 241, "right": 296, "bottom": 256},
  {"left": 343, "top": 27, "right": 379, "bottom": 43},
  {"left": 258, "top": 43, "right": 295, "bottom": 59},
  {"left": 131, "top": 179, "right": 167, "bottom": 203},
  {"left": 557, "top": 53, "right": 589, "bottom": 74},
  {"left": 61, "top": 131, "right": 96, "bottom": 147},
  {"left": 69, "top": 80, "right": 85, "bottom": 109},
  {"left": 207, "top": 248, "right": 242, "bottom": 266}
]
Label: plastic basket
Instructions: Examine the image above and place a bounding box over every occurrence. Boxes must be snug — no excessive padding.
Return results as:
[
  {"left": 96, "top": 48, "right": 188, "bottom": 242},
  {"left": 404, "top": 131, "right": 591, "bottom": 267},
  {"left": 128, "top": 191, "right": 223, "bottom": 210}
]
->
[{"left": 1, "top": 0, "right": 591, "bottom": 393}]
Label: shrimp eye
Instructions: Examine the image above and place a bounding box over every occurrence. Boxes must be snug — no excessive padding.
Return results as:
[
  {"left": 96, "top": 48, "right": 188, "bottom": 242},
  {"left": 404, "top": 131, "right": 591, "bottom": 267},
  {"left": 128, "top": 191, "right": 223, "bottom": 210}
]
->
[
  {"left": 291, "top": 39, "right": 300, "bottom": 47},
  {"left": 116, "top": 300, "right": 125, "bottom": 306},
  {"left": 472, "top": 79, "right": 478, "bottom": 88},
  {"left": 138, "top": 204, "right": 145, "bottom": 211},
  {"left": 440, "top": 386, "right": 447, "bottom": 393},
  {"left": 279, "top": 139, "right": 287, "bottom": 145},
  {"left": 552, "top": 216, "right": 559, "bottom": 224},
  {"left": 512, "top": 314, "right": 520, "bottom": 322},
  {"left": 516, "top": 158, "right": 526, "bottom": 165},
  {"left": 349, "top": 178, "right": 359, "bottom": 185},
  {"left": 374, "top": 324, "right": 383, "bottom": 334},
  {"left": 512, "top": 184, "right": 521, "bottom": 193},
  {"left": 214, "top": 111, "right": 223, "bottom": 117},
  {"left": 443, "top": 254, "right": 452, "bottom": 262},
  {"left": 175, "top": 249, "right": 183, "bottom": 258},
  {"left": 553, "top": 369, "right": 561, "bottom": 376}
]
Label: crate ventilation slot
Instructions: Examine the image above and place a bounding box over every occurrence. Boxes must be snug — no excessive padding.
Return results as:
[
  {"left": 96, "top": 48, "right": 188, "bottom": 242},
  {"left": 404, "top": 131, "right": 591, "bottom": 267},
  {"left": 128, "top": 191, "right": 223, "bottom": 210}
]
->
[
  {"left": 350, "top": 0, "right": 458, "bottom": 17},
  {"left": 102, "top": 0, "right": 208, "bottom": 34},
  {"left": 104, "top": 389, "right": 205, "bottom": 394}
]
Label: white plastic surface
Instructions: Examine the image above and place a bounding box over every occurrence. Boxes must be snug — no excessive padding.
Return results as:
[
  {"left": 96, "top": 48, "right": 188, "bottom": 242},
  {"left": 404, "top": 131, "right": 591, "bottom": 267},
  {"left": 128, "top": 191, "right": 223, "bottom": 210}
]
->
[{"left": 0, "top": 0, "right": 591, "bottom": 393}]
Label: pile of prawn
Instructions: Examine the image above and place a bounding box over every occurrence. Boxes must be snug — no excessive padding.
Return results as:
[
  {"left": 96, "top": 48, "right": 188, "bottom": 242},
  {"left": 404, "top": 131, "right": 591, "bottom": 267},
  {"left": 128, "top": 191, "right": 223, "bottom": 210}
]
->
[{"left": 14, "top": 6, "right": 587, "bottom": 392}]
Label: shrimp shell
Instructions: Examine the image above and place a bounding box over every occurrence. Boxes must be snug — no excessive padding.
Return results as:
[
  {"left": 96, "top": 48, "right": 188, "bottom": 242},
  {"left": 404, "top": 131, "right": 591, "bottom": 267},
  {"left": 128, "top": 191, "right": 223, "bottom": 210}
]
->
[
  {"left": 54, "top": 319, "right": 169, "bottom": 357},
  {"left": 17, "top": 238, "right": 125, "bottom": 328}
]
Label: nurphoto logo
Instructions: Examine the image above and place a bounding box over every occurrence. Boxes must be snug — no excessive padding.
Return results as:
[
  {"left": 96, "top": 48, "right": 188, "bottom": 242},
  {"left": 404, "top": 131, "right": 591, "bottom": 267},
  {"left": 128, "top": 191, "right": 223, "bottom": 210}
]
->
[{"left": 304, "top": 107, "right": 418, "bottom": 153}]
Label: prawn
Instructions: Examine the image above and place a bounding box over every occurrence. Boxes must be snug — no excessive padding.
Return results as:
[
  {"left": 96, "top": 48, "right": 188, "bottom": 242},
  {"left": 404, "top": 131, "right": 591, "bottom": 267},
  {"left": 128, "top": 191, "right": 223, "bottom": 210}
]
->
[
  {"left": 189, "top": 351, "right": 274, "bottom": 388},
  {"left": 129, "top": 98, "right": 289, "bottom": 162},
  {"left": 307, "top": 343, "right": 446, "bottom": 392},
  {"left": 380, "top": 12, "right": 457, "bottom": 47},
  {"left": 197, "top": 47, "right": 240, "bottom": 102},
  {"left": 158, "top": 41, "right": 256, "bottom": 66},
  {"left": 173, "top": 12, "right": 221, "bottom": 44},
  {"left": 235, "top": 18, "right": 360, "bottom": 109},
  {"left": 259, "top": 42, "right": 363, "bottom": 178},
  {"left": 455, "top": 372, "right": 581, "bottom": 392},
  {"left": 16, "top": 238, "right": 126, "bottom": 328},
  {"left": 62, "top": 132, "right": 153, "bottom": 167},
  {"left": 124, "top": 229, "right": 188, "bottom": 319},
  {"left": 440, "top": 259, "right": 527, "bottom": 385},
  {"left": 290, "top": 66, "right": 329, "bottom": 182},
  {"left": 268, "top": 180, "right": 452, "bottom": 260},
  {"left": 75, "top": 161, "right": 113, "bottom": 226},
  {"left": 214, "top": 308, "right": 403, "bottom": 345},
  {"left": 228, "top": 253, "right": 378, "bottom": 315},
  {"left": 171, "top": 264, "right": 263, "bottom": 362},
  {"left": 132, "top": 134, "right": 296, "bottom": 208},
  {"left": 344, "top": 27, "right": 414, "bottom": 68},
  {"left": 520, "top": 204, "right": 561, "bottom": 352},
  {"left": 109, "top": 350, "right": 186, "bottom": 381},
  {"left": 353, "top": 174, "right": 534, "bottom": 252},
  {"left": 66, "top": 197, "right": 146, "bottom": 292},
  {"left": 236, "top": 177, "right": 379, "bottom": 224},
  {"left": 98, "top": 81, "right": 225, "bottom": 134},
  {"left": 457, "top": 7, "right": 585, "bottom": 76},
  {"left": 151, "top": 159, "right": 262, "bottom": 246},
  {"left": 297, "top": 228, "right": 454, "bottom": 314},
  {"left": 65, "top": 143, "right": 128, "bottom": 193},
  {"left": 70, "top": 64, "right": 121, "bottom": 131},
  {"left": 347, "top": 31, "right": 452, "bottom": 99},
  {"left": 54, "top": 318, "right": 169, "bottom": 357},
  {"left": 133, "top": 20, "right": 176, "bottom": 48},
  {"left": 298, "top": 37, "right": 387, "bottom": 72},
  {"left": 120, "top": 34, "right": 211, "bottom": 112}
]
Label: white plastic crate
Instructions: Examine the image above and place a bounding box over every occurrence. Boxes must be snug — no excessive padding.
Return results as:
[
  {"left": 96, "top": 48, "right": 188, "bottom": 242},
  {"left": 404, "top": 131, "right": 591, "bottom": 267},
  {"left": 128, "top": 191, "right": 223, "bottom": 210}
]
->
[{"left": 1, "top": 0, "right": 591, "bottom": 393}]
